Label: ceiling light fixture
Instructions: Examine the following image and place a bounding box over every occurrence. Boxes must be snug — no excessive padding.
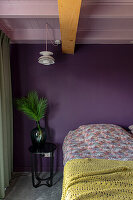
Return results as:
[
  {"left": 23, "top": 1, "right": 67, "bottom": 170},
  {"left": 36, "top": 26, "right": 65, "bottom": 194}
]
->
[{"left": 38, "top": 23, "right": 58, "bottom": 66}]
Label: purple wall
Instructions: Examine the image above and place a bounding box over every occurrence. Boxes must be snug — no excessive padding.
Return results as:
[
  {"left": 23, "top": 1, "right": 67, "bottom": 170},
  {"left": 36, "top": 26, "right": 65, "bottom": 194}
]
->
[{"left": 11, "top": 44, "right": 133, "bottom": 172}]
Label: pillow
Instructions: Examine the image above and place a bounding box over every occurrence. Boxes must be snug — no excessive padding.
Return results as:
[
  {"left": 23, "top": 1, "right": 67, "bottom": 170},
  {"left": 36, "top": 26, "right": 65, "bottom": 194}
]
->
[{"left": 128, "top": 125, "right": 133, "bottom": 134}]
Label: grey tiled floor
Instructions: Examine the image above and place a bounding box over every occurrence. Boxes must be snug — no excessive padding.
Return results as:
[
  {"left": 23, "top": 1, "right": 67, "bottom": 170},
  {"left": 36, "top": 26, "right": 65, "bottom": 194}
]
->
[{"left": 4, "top": 172, "right": 63, "bottom": 200}]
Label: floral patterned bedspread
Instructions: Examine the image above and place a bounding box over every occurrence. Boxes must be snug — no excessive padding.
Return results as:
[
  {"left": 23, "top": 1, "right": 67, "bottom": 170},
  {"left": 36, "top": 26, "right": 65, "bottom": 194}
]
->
[{"left": 63, "top": 124, "right": 133, "bottom": 165}]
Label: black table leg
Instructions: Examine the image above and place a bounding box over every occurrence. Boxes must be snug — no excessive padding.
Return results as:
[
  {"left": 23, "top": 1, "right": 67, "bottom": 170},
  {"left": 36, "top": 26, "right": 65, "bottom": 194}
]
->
[
  {"left": 30, "top": 152, "right": 54, "bottom": 188},
  {"left": 31, "top": 153, "right": 41, "bottom": 188},
  {"left": 29, "top": 143, "right": 56, "bottom": 188},
  {"left": 50, "top": 152, "right": 54, "bottom": 186}
]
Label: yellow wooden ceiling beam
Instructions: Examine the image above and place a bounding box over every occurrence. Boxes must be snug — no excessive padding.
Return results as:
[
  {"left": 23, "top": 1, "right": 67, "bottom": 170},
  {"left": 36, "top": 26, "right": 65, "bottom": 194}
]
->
[{"left": 58, "top": 0, "right": 82, "bottom": 54}]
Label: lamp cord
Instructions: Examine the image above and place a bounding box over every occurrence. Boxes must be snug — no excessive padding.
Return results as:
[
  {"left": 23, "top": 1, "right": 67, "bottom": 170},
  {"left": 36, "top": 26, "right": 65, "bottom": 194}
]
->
[
  {"left": 46, "top": 23, "right": 48, "bottom": 51},
  {"left": 45, "top": 23, "right": 58, "bottom": 49}
]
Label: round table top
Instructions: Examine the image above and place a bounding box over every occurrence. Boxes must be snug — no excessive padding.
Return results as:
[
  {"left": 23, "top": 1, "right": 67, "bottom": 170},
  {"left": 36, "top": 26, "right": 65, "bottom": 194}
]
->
[{"left": 29, "top": 142, "right": 56, "bottom": 154}]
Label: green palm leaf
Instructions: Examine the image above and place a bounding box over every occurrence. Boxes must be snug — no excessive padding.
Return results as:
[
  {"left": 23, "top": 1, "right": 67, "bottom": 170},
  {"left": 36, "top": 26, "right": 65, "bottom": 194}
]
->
[{"left": 16, "top": 91, "right": 48, "bottom": 122}]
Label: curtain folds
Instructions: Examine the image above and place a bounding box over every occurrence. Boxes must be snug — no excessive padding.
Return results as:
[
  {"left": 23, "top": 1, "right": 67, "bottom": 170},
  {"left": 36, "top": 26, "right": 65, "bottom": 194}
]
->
[{"left": 0, "top": 31, "right": 13, "bottom": 199}]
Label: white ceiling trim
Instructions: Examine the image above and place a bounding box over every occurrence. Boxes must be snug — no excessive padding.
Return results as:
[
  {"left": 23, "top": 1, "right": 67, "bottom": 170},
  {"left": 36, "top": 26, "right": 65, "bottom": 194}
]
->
[
  {"left": 6, "top": 28, "right": 133, "bottom": 43},
  {"left": 1, "top": 3, "right": 133, "bottom": 19},
  {"left": 7, "top": 29, "right": 61, "bottom": 40}
]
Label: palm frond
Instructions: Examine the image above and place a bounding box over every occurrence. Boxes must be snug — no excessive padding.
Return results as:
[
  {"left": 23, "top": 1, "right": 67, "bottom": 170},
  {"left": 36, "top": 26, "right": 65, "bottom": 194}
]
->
[
  {"left": 16, "top": 91, "right": 48, "bottom": 122},
  {"left": 27, "top": 91, "right": 38, "bottom": 112},
  {"left": 37, "top": 98, "right": 48, "bottom": 120}
]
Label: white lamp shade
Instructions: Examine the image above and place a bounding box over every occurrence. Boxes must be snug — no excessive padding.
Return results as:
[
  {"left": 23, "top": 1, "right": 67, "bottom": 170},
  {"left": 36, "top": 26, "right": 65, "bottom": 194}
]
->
[
  {"left": 38, "top": 55, "right": 55, "bottom": 65},
  {"left": 40, "top": 51, "right": 54, "bottom": 56},
  {"left": 38, "top": 23, "right": 55, "bottom": 66}
]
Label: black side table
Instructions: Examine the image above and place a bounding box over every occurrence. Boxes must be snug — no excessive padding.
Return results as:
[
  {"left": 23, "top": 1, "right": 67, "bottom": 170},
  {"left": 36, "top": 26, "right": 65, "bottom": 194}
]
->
[{"left": 29, "top": 142, "right": 56, "bottom": 188}]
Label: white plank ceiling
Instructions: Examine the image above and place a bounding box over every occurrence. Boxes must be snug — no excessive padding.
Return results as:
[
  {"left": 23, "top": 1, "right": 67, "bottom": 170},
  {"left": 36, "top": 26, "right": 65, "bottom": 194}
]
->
[{"left": 1, "top": 0, "right": 133, "bottom": 44}]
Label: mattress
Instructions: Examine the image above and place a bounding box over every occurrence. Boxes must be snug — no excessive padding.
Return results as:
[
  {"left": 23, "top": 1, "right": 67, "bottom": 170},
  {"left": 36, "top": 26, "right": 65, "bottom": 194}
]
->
[{"left": 63, "top": 124, "right": 133, "bottom": 165}]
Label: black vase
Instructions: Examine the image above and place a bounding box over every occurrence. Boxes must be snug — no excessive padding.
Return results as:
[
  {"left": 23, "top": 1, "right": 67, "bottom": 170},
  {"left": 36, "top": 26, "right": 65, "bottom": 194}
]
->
[{"left": 31, "top": 125, "right": 47, "bottom": 148}]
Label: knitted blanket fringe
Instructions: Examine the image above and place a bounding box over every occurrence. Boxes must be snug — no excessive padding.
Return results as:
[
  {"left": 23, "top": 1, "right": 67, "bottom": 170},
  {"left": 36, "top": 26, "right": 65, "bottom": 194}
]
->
[{"left": 61, "top": 158, "right": 133, "bottom": 200}]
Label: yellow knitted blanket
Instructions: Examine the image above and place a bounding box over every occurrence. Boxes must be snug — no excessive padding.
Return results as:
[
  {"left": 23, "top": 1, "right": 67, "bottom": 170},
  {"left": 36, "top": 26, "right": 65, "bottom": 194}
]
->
[{"left": 61, "top": 158, "right": 133, "bottom": 200}]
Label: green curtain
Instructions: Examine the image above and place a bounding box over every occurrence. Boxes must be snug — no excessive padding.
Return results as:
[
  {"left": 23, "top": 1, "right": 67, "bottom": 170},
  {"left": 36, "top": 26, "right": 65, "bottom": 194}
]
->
[{"left": 0, "top": 31, "right": 13, "bottom": 199}]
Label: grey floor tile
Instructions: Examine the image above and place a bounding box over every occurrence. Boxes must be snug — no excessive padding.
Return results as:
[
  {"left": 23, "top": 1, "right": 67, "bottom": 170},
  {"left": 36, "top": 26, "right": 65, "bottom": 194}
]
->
[{"left": 5, "top": 172, "right": 63, "bottom": 200}]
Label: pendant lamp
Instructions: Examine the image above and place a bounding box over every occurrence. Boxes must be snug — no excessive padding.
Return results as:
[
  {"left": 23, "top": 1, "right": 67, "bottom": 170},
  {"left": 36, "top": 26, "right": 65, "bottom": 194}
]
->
[{"left": 38, "top": 23, "right": 55, "bottom": 65}]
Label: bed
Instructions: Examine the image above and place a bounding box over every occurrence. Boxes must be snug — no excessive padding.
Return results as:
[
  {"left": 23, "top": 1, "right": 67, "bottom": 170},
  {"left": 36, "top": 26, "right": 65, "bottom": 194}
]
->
[{"left": 61, "top": 124, "right": 133, "bottom": 200}]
